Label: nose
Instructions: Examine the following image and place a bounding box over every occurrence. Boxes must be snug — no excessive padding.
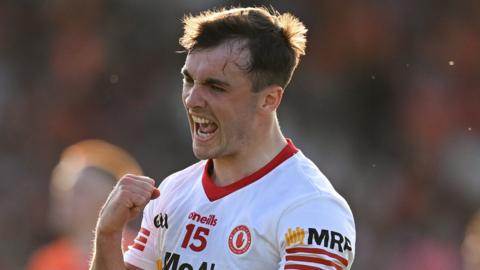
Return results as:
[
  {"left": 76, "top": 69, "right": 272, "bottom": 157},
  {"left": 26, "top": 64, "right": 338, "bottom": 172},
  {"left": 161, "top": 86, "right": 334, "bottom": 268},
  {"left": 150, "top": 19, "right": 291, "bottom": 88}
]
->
[{"left": 183, "top": 83, "right": 206, "bottom": 109}]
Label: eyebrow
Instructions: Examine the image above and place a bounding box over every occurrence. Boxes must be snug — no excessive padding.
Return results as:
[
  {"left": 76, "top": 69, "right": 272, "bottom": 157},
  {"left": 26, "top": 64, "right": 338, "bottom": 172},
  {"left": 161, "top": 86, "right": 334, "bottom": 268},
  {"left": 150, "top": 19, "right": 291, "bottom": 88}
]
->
[{"left": 181, "top": 68, "right": 231, "bottom": 87}]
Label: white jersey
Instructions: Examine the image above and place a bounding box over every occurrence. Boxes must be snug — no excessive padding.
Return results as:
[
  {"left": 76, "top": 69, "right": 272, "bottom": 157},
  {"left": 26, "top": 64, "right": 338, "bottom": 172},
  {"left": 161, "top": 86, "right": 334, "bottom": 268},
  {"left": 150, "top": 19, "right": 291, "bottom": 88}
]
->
[{"left": 125, "top": 140, "right": 355, "bottom": 270}]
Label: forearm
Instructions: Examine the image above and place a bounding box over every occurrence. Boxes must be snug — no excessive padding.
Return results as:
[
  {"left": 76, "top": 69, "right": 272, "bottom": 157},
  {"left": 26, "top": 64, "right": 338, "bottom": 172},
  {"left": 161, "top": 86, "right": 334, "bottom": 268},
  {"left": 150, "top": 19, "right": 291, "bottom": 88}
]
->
[
  {"left": 89, "top": 174, "right": 159, "bottom": 270},
  {"left": 90, "top": 232, "right": 126, "bottom": 270}
]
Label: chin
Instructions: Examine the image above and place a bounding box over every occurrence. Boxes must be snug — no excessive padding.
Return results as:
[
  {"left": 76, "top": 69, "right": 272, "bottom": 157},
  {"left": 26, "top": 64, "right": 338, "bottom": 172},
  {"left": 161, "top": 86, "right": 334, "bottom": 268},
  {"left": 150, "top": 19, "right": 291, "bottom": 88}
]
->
[
  {"left": 192, "top": 146, "right": 215, "bottom": 160},
  {"left": 193, "top": 152, "right": 209, "bottom": 160}
]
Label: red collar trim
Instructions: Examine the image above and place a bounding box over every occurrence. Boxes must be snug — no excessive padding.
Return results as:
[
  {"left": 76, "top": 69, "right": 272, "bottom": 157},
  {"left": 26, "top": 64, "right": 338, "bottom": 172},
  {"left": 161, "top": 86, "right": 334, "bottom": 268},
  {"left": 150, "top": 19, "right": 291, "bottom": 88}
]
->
[{"left": 202, "top": 139, "right": 299, "bottom": 201}]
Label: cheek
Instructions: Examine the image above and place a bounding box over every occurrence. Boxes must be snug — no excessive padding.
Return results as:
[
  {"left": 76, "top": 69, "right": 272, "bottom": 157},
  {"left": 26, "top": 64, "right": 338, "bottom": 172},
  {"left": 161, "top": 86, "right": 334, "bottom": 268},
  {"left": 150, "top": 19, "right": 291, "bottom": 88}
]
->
[
  {"left": 182, "top": 84, "right": 192, "bottom": 101},
  {"left": 222, "top": 104, "right": 255, "bottom": 135},
  {"left": 181, "top": 90, "right": 188, "bottom": 106}
]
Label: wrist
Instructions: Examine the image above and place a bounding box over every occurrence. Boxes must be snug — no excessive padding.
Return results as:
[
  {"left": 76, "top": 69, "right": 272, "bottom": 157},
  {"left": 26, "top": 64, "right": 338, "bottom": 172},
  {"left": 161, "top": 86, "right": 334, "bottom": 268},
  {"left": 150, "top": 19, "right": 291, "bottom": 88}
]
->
[
  {"left": 93, "top": 230, "right": 124, "bottom": 258},
  {"left": 95, "top": 227, "right": 124, "bottom": 241},
  {"left": 95, "top": 217, "right": 126, "bottom": 236}
]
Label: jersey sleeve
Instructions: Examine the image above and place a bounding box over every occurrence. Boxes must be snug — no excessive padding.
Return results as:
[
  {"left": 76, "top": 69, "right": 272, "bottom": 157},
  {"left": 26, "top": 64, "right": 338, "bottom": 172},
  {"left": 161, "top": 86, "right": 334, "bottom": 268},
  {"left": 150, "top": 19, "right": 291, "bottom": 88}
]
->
[
  {"left": 277, "top": 194, "right": 356, "bottom": 270},
  {"left": 123, "top": 200, "right": 158, "bottom": 270}
]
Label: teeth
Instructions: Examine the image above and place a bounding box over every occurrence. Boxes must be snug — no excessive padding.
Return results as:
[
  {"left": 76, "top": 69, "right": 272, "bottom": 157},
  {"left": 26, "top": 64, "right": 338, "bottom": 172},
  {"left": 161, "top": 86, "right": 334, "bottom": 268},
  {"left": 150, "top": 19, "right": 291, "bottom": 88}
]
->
[
  {"left": 191, "top": 115, "right": 212, "bottom": 124},
  {"left": 197, "top": 130, "right": 211, "bottom": 137}
]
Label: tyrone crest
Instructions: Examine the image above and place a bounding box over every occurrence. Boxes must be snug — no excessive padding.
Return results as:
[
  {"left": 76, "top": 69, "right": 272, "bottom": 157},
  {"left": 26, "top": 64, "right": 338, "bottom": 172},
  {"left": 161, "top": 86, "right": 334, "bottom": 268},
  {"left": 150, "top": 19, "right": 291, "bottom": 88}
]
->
[{"left": 228, "top": 225, "right": 252, "bottom": 255}]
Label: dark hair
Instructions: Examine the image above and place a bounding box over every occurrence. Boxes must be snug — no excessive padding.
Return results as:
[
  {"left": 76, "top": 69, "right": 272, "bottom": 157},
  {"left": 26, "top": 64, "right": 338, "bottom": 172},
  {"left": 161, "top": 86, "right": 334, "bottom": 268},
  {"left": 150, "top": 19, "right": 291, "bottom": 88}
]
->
[{"left": 180, "top": 7, "right": 307, "bottom": 91}]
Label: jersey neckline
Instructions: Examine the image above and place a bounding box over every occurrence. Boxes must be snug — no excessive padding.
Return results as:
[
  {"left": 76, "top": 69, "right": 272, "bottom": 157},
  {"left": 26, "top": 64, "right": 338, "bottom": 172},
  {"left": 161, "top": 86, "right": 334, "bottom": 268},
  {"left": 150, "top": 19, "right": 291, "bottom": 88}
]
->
[{"left": 202, "top": 139, "right": 299, "bottom": 202}]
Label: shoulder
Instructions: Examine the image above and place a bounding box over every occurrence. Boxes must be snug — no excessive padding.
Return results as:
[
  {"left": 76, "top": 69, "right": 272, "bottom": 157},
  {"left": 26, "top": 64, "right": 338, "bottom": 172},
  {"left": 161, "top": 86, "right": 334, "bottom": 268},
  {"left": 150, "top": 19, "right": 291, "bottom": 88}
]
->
[
  {"left": 277, "top": 193, "right": 356, "bottom": 269},
  {"left": 274, "top": 152, "right": 356, "bottom": 268},
  {"left": 273, "top": 151, "right": 344, "bottom": 202},
  {"left": 258, "top": 150, "right": 352, "bottom": 217},
  {"left": 158, "top": 160, "right": 206, "bottom": 191},
  {"left": 279, "top": 193, "right": 355, "bottom": 238},
  {"left": 143, "top": 160, "right": 205, "bottom": 216},
  {"left": 279, "top": 151, "right": 354, "bottom": 233}
]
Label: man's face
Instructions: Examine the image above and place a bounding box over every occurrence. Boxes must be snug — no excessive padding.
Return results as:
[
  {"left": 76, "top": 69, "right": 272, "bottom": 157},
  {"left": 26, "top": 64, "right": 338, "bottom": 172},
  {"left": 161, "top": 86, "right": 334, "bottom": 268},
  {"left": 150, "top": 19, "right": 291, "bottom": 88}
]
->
[{"left": 182, "top": 42, "right": 259, "bottom": 160}]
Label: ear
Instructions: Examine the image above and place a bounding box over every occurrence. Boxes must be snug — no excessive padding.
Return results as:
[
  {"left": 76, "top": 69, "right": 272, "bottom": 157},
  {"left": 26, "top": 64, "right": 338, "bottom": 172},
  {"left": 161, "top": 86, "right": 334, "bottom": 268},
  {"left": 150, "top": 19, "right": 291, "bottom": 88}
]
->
[{"left": 258, "top": 85, "right": 284, "bottom": 112}]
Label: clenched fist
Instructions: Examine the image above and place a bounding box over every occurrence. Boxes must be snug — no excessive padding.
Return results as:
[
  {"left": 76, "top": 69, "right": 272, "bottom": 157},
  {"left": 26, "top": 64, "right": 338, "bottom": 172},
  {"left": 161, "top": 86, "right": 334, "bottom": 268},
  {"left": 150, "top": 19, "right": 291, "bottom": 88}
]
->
[{"left": 96, "top": 174, "right": 160, "bottom": 234}]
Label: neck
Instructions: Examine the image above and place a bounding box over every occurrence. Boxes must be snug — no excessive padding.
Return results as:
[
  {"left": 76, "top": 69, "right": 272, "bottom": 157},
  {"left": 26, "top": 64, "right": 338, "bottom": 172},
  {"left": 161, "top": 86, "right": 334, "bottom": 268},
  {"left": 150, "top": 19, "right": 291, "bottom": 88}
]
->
[{"left": 212, "top": 118, "right": 286, "bottom": 187}]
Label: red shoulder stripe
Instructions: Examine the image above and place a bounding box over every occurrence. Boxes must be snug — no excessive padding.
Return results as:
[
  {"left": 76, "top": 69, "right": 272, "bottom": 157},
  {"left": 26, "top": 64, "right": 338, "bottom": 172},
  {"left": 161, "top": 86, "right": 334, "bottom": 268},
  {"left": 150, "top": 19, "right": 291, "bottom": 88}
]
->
[
  {"left": 284, "top": 264, "right": 326, "bottom": 270},
  {"left": 286, "top": 247, "right": 348, "bottom": 267},
  {"left": 140, "top": 227, "right": 151, "bottom": 236},
  {"left": 135, "top": 235, "right": 148, "bottom": 244},
  {"left": 286, "top": 255, "right": 343, "bottom": 270},
  {"left": 132, "top": 243, "right": 145, "bottom": 251}
]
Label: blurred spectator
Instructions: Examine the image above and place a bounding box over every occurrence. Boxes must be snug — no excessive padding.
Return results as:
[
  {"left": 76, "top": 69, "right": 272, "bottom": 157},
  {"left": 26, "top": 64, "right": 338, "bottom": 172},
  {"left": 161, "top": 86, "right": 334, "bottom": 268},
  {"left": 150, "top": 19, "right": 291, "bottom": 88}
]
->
[
  {"left": 463, "top": 210, "right": 480, "bottom": 270},
  {"left": 26, "top": 140, "right": 143, "bottom": 270}
]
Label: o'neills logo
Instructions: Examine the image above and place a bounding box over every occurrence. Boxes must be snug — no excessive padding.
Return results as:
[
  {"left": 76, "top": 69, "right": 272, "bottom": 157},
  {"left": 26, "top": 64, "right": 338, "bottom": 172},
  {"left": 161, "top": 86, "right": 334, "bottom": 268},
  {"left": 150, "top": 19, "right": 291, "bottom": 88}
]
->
[
  {"left": 228, "top": 225, "right": 252, "bottom": 255},
  {"left": 188, "top": 211, "right": 217, "bottom": 226},
  {"left": 154, "top": 213, "right": 168, "bottom": 229}
]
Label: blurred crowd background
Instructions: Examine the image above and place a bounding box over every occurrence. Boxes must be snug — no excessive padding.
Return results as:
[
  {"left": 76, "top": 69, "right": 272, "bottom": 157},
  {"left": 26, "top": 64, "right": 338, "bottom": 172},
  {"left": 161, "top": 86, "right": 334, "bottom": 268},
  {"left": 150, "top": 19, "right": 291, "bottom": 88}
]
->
[{"left": 1, "top": 0, "right": 479, "bottom": 269}]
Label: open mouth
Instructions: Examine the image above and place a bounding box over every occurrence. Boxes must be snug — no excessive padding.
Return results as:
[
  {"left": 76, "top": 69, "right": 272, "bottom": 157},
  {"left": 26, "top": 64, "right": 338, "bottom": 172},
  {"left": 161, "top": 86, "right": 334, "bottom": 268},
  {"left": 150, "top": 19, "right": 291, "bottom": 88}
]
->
[{"left": 191, "top": 115, "right": 218, "bottom": 141}]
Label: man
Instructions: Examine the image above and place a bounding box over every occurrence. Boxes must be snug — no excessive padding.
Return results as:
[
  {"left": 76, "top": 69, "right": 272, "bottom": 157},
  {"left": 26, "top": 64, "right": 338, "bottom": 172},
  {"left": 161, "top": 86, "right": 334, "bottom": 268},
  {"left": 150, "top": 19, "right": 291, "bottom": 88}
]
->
[
  {"left": 90, "top": 6, "right": 355, "bottom": 270},
  {"left": 27, "top": 139, "right": 143, "bottom": 270}
]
